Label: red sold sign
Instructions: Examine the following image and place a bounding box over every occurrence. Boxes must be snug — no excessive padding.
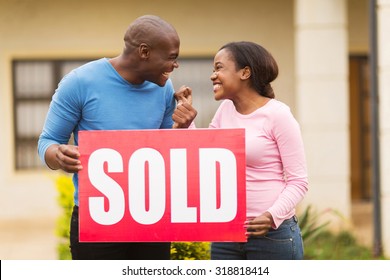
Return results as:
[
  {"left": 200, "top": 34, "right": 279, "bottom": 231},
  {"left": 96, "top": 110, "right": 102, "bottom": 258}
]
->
[{"left": 78, "top": 129, "right": 246, "bottom": 242}]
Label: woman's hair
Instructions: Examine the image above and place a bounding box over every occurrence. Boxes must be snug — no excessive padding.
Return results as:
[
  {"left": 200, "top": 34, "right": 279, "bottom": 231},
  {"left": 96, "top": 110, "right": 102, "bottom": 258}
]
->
[{"left": 219, "top": 41, "right": 278, "bottom": 98}]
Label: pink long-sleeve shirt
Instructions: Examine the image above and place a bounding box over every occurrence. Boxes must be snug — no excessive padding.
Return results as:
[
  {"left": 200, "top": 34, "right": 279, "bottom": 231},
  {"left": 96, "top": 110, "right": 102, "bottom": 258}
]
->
[{"left": 209, "top": 99, "right": 308, "bottom": 228}]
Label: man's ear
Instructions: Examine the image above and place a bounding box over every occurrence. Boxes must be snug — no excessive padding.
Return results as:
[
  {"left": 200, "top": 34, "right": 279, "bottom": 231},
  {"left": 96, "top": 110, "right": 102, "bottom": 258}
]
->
[
  {"left": 139, "top": 43, "right": 150, "bottom": 59},
  {"left": 241, "top": 66, "right": 251, "bottom": 80}
]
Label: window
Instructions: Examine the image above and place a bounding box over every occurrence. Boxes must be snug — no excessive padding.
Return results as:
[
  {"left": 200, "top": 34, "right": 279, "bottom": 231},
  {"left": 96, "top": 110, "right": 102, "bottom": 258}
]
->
[
  {"left": 12, "top": 59, "right": 91, "bottom": 170},
  {"left": 12, "top": 58, "right": 218, "bottom": 170}
]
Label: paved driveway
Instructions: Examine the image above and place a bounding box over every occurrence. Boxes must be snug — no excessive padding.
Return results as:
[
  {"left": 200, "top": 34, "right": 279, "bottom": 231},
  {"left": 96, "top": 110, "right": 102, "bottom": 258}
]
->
[{"left": 0, "top": 218, "right": 57, "bottom": 260}]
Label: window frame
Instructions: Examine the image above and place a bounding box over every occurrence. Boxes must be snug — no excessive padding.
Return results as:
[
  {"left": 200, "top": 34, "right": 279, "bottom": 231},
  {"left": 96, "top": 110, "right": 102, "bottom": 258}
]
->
[{"left": 12, "top": 59, "right": 93, "bottom": 170}]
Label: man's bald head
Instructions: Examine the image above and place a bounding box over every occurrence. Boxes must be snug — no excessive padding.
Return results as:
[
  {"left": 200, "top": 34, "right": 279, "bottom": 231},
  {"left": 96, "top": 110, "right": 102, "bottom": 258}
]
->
[{"left": 123, "top": 15, "right": 179, "bottom": 54}]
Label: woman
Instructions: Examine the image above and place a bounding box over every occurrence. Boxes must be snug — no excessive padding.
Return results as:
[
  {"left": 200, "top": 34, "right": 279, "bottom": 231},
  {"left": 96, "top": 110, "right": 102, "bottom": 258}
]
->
[{"left": 209, "top": 41, "right": 308, "bottom": 260}]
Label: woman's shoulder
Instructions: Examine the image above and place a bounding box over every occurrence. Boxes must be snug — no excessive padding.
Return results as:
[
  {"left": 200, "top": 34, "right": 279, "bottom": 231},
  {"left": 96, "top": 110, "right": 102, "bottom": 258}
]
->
[
  {"left": 266, "top": 99, "right": 297, "bottom": 123},
  {"left": 257, "top": 98, "right": 289, "bottom": 116},
  {"left": 217, "top": 99, "right": 235, "bottom": 110},
  {"left": 268, "top": 98, "right": 291, "bottom": 111}
]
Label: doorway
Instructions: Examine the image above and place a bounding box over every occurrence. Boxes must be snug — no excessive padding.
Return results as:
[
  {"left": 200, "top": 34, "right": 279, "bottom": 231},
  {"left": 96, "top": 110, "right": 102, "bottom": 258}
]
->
[
  {"left": 349, "top": 55, "right": 372, "bottom": 201},
  {"left": 349, "top": 55, "right": 373, "bottom": 247}
]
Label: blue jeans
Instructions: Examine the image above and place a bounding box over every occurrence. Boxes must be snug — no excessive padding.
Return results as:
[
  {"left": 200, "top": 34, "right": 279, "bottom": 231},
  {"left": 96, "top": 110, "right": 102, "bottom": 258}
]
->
[{"left": 211, "top": 216, "right": 304, "bottom": 260}]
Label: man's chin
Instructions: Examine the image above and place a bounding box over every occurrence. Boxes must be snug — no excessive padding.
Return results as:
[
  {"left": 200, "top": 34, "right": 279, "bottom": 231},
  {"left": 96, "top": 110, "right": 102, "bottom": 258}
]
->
[
  {"left": 146, "top": 73, "right": 170, "bottom": 87},
  {"left": 153, "top": 80, "right": 167, "bottom": 87},
  {"left": 156, "top": 76, "right": 169, "bottom": 87}
]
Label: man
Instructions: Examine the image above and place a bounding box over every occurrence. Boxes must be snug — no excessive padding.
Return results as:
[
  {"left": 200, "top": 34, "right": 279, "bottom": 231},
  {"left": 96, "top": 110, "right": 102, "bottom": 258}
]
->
[{"left": 38, "top": 15, "right": 197, "bottom": 260}]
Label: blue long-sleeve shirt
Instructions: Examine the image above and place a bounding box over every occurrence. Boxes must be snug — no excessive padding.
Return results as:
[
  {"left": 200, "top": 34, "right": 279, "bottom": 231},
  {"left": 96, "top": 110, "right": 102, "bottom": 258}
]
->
[{"left": 38, "top": 58, "right": 176, "bottom": 205}]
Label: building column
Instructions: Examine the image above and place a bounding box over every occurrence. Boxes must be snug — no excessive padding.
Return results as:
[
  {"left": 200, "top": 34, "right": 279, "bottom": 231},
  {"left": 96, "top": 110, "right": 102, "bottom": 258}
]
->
[
  {"left": 378, "top": 0, "right": 390, "bottom": 258},
  {"left": 294, "top": 0, "right": 350, "bottom": 227}
]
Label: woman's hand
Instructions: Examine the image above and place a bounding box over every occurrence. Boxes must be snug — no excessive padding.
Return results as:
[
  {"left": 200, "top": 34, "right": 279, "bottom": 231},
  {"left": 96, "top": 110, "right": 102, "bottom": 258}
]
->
[{"left": 244, "top": 212, "right": 274, "bottom": 238}]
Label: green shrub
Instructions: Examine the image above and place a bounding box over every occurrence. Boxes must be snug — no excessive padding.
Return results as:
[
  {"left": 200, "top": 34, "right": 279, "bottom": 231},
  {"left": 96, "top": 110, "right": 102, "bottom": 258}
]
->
[
  {"left": 54, "top": 175, "right": 74, "bottom": 260},
  {"left": 171, "top": 242, "right": 210, "bottom": 260},
  {"left": 299, "top": 204, "right": 331, "bottom": 243},
  {"left": 299, "top": 205, "right": 387, "bottom": 259}
]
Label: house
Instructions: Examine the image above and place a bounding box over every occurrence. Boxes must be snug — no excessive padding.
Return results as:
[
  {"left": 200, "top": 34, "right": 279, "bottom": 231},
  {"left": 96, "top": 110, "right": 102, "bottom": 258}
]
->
[{"left": 1, "top": 0, "right": 389, "bottom": 258}]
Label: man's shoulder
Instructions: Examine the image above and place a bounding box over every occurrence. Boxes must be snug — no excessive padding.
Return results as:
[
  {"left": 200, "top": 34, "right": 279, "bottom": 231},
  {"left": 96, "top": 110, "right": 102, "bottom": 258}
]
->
[{"left": 75, "top": 58, "right": 107, "bottom": 73}]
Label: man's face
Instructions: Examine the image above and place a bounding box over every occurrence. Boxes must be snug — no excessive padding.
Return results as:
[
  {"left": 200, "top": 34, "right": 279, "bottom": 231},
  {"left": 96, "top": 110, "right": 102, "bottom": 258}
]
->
[{"left": 144, "top": 32, "right": 180, "bottom": 87}]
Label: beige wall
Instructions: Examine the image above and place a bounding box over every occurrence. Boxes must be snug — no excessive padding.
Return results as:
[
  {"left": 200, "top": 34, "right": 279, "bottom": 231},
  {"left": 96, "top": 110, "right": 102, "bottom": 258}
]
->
[{"left": 0, "top": 0, "right": 296, "bottom": 106}]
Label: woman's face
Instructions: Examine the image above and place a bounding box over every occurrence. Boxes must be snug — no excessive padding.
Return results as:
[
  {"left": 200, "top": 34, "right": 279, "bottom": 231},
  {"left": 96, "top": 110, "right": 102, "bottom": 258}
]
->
[{"left": 210, "top": 48, "right": 243, "bottom": 101}]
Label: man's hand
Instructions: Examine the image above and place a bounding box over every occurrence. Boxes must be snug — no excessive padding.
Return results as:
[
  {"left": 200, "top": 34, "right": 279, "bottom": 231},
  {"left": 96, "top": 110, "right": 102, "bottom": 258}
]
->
[
  {"left": 45, "top": 144, "right": 82, "bottom": 173},
  {"left": 172, "top": 85, "right": 197, "bottom": 128}
]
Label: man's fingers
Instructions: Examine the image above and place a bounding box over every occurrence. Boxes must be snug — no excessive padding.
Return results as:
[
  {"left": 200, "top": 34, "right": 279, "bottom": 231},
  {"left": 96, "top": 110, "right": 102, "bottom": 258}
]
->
[
  {"left": 59, "top": 144, "right": 80, "bottom": 158},
  {"left": 186, "top": 92, "right": 192, "bottom": 104},
  {"left": 56, "top": 145, "right": 82, "bottom": 172},
  {"left": 174, "top": 86, "right": 192, "bottom": 105}
]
